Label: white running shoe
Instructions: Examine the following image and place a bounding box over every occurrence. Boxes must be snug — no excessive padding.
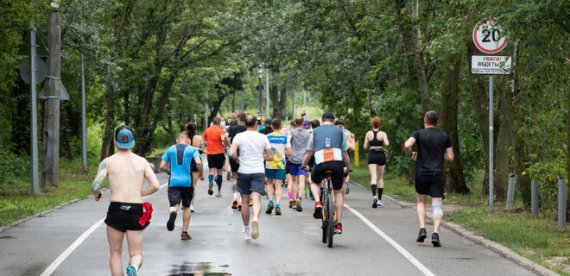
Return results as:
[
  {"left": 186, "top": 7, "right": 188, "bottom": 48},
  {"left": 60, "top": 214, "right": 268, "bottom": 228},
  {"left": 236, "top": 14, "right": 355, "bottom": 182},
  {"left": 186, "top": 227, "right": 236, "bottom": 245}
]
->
[
  {"left": 190, "top": 204, "right": 195, "bottom": 213},
  {"left": 243, "top": 226, "right": 252, "bottom": 240},
  {"left": 251, "top": 220, "right": 260, "bottom": 239},
  {"left": 372, "top": 196, "right": 378, "bottom": 208},
  {"left": 378, "top": 199, "right": 384, "bottom": 206}
]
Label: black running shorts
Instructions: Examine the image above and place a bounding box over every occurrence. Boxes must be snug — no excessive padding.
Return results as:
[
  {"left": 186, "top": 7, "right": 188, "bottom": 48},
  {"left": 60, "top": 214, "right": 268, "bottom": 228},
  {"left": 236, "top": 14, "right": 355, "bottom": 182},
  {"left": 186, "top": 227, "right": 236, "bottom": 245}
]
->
[
  {"left": 105, "top": 202, "right": 148, "bottom": 232},
  {"left": 311, "top": 161, "right": 344, "bottom": 190},
  {"left": 207, "top": 153, "right": 225, "bottom": 170},
  {"left": 368, "top": 150, "right": 387, "bottom": 166},
  {"left": 230, "top": 158, "right": 239, "bottom": 172},
  {"left": 415, "top": 173, "right": 444, "bottom": 198},
  {"left": 168, "top": 186, "right": 194, "bottom": 208}
]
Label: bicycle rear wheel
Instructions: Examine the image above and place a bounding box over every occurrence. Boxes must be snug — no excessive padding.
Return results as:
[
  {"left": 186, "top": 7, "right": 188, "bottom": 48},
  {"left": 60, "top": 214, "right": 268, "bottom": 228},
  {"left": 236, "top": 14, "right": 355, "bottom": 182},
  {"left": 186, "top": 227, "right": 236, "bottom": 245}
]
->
[
  {"left": 321, "top": 187, "right": 329, "bottom": 243},
  {"left": 326, "top": 187, "right": 335, "bottom": 248}
]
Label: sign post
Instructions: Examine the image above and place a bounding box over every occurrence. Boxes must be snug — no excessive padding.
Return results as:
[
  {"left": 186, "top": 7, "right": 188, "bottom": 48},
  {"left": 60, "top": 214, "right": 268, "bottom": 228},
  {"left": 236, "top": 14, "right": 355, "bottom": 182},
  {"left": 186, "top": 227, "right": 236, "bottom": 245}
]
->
[{"left": 471, "top": 18, "right": 509, "bottom": 214}]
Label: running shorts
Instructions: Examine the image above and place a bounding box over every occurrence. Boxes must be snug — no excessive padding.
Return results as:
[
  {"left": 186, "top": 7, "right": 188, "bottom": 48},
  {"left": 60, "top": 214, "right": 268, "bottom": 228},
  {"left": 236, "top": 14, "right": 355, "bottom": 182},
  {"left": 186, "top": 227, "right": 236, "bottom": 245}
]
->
[
  {"left": 207, "top": 153, "right": 225, "bottom": 170},
  {"left": 265, "top": 168, "right": 286, "bottom": 181},
  {"left": 289, "top": 163, "right": 307, "bottom": 176},
  {"left": 168, "top": 186, "right": 194, "bottom": 208},
  {"left": 311, "top": 161, "right": 344, "bottom": 190},
  {"left": 105, "top": 202, "right": 149, "bottom": 232},
  {"left": 368, "top": 150, "right": 387, "bottom": 166},
  {"left": 230, "top": 158, "right": 239, "bottom": 172},
  {"left": 237, "top": 173, "right": 266, "bottom": 195},
  {"left": 191, "top": 159, "right": 199, "bottom": 172},
  {"left": 415, "top": 173, "right": 444, "bottom": 198}
]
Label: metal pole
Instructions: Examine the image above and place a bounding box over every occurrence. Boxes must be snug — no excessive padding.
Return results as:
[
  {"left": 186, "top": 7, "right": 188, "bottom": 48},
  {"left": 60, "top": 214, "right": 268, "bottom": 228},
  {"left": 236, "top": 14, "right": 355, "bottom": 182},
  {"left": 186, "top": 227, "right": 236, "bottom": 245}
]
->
[
  {"left": 489, "top": 75, "right": 494, "bottom": 214},
  {"left": 30, "top": 24, "right": 40, "bottom": 194},
  {"left": 81, "top": 53, "right": 87, "bottom": 169},
  {"left": 506, "top": 175, "right": 515, "bottom": 209},
  {"left": 531, "top": 179, "right": 538, "bottom": 218},
  {"left": 265, "top": 69, "right": 270, "bottom": 117},
  {"left": 303, "top": 88, "right": 306, "bottom": 109},
  {"left": 558, "top": 178, "right": 566, "bottom": 227},
  {"left": 240, "top": 90, "right": 244, "bottom": 111}
]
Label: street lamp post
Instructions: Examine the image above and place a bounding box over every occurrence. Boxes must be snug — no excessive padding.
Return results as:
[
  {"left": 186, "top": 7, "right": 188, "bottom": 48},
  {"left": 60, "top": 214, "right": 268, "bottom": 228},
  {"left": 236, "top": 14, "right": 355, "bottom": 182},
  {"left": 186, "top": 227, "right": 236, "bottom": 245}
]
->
[{"left": 257, "top": 66, "right": 263, "bottom": 115}]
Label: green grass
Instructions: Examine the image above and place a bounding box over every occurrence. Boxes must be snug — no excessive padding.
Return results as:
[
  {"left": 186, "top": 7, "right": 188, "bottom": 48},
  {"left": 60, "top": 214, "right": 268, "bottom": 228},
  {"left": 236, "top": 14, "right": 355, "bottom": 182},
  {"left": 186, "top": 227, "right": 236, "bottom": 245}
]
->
[
  {"left": 350, "top": 160, "right": 570, "bottom": 275},
  {"left": 0, "top": 160, "right": 96, "bottom": 227}
]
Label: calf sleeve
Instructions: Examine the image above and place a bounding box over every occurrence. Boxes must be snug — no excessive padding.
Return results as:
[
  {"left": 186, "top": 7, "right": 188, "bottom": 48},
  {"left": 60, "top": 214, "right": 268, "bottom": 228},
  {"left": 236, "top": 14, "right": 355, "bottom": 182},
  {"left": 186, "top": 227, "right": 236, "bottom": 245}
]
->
[{"left": 432, "top": 201, "right": 443, "bottom": 217}]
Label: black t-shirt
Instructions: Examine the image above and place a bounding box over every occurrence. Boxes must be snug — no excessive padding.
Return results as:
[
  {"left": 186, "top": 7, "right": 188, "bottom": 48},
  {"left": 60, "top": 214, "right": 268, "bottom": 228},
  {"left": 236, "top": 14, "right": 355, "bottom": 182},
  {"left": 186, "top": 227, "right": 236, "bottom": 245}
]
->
[
  {"left": 259, "top": 127, "right": 273, "bottom": 135},
  {"left": 228, "top": 124, "right": 247, "bottom": 143},
  {"left": 411, "top": 128, "right": 451, "bottom": 176}
]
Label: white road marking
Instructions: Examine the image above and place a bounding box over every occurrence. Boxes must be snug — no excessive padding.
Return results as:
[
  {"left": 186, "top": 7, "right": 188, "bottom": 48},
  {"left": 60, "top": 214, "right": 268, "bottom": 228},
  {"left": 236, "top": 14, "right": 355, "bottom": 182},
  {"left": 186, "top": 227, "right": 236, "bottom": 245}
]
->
[
  {"left": 344, "top": 204, "right": 436, "bottom": 276},
  {"left": 40, "top": 183, "right": 168, "bottom": 276}
]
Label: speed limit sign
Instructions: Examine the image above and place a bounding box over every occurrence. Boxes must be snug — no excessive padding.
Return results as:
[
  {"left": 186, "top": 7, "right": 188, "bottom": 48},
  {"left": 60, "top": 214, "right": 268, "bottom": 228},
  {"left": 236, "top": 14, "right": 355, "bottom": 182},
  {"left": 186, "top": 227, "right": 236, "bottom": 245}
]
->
[{"left": 473, "top": 18, "right": 507, "bottom": 54}]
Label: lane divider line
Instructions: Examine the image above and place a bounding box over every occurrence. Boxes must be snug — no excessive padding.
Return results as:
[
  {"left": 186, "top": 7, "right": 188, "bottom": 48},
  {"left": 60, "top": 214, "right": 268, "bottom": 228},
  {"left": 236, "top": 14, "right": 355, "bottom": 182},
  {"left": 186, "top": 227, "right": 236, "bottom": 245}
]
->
[
  {"left": 40, "top": 183, "right": 168, "bottom": 276},
  {"left": 344, "top": 204, "right": 436, "bottom": 276}
]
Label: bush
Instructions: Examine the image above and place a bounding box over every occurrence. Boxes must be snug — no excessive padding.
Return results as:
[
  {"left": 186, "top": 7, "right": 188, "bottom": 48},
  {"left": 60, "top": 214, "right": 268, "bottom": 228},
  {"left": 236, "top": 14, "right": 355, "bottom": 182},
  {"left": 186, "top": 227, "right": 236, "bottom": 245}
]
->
[{"left": 0, "top": 148, "right": 30, "bottom": 184}]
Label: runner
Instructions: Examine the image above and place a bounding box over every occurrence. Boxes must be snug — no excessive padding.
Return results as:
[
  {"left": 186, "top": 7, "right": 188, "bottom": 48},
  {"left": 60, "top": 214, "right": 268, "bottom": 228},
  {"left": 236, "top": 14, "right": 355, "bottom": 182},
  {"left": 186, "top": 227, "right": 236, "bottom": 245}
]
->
[
  {"left": 286, "top": 117, "right": 311, "bottom": 212},
  {"left": 265, "top": 119, "right": 287, "bottom": 216},
  {"left": 302, "top": 112, "right": 352, "bottom": 235},
  {"left": 306, "top": 119, "right": 321, "bottom": 201},
  {"left": 90, "top": 125, "right": 160, "bottom": 276},
  {"left": 259, "top": 118, "right": 273, "bottom": 135},
  {"left": 285, "top": 120, "right": 295, "bottom": 206},
  {"left": 363, "top": 117, "right": 390, "bottom": 208},
  {"left": 202, "top": 117, "right": 228, "bottom": 197},
  {"left": 184, "top": 122, "right": 204, "bottom": 213},
  {"left": 226, "top": 112, "right": 247, "bottom": 210},
  {"left": 229, "top": 115, "right": 273, "bottom": 240},
  {"left": 160, "top": 133, "right": 203, "bottom": 240},
  {"left": 404, "top": 110, "right": 454, "bottom": 247},
  {"left": 334, "top": 119, "right": 355, "bottom": 195}
]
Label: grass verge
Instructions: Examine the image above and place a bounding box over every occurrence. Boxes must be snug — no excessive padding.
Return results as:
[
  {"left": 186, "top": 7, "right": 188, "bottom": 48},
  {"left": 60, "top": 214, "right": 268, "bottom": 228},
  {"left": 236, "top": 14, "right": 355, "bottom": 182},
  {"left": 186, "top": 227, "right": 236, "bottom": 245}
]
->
[
  {"left": 350, "top": 163, "right": 570, "bottom": 275},
  {"left": 0, "top": 160, "right": 96, "bottom": 228}
]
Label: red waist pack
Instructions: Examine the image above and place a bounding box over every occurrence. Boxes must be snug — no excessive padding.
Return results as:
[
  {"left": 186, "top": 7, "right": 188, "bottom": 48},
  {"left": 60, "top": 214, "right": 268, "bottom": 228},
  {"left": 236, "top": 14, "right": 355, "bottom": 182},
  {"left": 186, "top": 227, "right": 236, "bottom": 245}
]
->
[{"left": 138, "top": 202, "right": 153, "bottom": 226}]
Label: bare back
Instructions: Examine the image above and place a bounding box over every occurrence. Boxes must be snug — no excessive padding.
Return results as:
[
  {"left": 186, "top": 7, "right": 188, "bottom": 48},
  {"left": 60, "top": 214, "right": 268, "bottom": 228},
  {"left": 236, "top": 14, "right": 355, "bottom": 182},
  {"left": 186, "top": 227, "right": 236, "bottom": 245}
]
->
[{"left": 105, "top": 151, "right": 158, "bottom": 203}]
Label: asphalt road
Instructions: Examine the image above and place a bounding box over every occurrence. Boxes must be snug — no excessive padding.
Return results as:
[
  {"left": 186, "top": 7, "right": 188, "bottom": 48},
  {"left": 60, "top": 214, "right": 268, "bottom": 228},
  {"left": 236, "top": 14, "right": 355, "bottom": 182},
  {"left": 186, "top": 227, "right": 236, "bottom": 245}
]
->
[{"left": 0, "top": 170, "right": 539, "bottom": 276}]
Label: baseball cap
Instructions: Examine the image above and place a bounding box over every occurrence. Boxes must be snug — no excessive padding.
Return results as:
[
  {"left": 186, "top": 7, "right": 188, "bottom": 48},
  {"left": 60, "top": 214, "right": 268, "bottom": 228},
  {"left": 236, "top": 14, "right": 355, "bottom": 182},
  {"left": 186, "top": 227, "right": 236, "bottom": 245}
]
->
[
  {"left": 322, "top": 112, "right": 335, "bottom": 120},
  {"left": 115, "top": 125, "right": 135, "bottom": 149}
]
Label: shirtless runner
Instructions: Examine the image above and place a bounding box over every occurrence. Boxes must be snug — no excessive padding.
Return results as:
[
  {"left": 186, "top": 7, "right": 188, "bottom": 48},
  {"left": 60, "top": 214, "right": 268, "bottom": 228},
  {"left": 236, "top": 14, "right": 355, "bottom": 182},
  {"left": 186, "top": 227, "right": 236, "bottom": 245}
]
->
[{"left": 91, "top": 125, "right": 161, "bottom": 276}]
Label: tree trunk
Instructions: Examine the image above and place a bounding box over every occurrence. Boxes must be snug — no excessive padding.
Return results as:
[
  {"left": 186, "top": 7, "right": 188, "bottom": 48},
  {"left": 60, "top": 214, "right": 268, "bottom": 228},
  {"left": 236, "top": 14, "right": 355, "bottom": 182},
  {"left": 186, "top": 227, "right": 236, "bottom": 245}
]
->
[
  {"left": 101, "top": 84, "right": 115, "bottom": 160},
  {"left": 494, "top": 83, "right": 513, "bottom": 201},
  {"left": 410, "top": 0, "right": 430, "bottom": 113},
  {"left": 440, "top": 57, "right": 469, "bottom": 194},
  {"left": 392, "top": 0, "right": 417, "bottom": 84}
]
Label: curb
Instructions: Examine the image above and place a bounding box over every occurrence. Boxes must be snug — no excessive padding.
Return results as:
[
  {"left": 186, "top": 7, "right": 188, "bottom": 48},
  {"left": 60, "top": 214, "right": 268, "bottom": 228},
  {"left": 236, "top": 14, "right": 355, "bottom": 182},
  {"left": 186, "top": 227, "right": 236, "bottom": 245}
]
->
[
  {"left": 0, "top": 198, "right": 82, "bottom": 234},
  {"left": 348, "top": 180, "right": 559, "bottom": 276}
]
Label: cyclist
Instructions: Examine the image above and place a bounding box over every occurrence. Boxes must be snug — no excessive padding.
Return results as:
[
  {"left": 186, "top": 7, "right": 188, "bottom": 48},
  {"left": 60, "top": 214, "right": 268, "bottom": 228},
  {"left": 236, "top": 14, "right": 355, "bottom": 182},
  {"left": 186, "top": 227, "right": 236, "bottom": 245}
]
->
[
  {"left": 302, "top": 112, "right": 352, "bottom": 234},
  {"left": 202, "top": 117, "right": 228, "bottom": 197},
  {"left": 363, "top": 117, "right": 390, "bottom": 208},
  {"left": 404, "top": 110, "right": 454, "bottom": 247}
]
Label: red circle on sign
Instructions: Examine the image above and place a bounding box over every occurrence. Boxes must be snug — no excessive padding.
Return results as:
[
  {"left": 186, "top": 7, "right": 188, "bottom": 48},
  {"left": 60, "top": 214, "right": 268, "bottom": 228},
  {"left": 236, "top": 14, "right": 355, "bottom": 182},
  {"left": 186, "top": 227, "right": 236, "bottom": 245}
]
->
[{"left": 473, "top": 18, "right": 507, "bottom": 54}]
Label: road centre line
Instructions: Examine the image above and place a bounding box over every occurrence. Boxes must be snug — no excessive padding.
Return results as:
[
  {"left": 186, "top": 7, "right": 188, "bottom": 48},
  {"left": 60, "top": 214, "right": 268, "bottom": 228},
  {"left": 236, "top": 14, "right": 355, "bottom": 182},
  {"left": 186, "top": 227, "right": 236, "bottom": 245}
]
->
[
  {"left": 40, "top": 183, "right": 168, "bottom": 276},
  {"left": 344, "top": 204, "right": 436, "bottom": 276}
]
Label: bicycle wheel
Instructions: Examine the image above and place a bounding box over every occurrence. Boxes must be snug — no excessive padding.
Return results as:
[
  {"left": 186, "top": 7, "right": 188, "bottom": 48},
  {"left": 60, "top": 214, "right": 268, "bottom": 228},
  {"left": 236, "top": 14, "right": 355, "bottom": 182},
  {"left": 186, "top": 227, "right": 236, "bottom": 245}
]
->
[
  {"left": 327, "top": 187, "right": 335, "bottom": 248},
  {"left": 321, "top": 185, "right": 329, "bottom": 243}
]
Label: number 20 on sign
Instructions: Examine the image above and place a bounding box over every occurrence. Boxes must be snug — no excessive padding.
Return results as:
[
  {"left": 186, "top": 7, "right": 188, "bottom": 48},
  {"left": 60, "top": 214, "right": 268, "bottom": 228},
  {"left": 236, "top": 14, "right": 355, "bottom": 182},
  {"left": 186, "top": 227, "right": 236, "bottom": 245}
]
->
[{"left": 473, "top": 18, "right": 507, "bottom": 54}]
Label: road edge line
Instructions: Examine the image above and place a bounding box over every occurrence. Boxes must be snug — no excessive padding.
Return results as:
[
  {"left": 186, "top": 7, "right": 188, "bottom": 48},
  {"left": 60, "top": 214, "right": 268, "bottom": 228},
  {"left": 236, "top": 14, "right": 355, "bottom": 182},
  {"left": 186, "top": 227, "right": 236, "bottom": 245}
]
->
[{"left": 345, "top": 203, "right": 436, "bottom": 276}]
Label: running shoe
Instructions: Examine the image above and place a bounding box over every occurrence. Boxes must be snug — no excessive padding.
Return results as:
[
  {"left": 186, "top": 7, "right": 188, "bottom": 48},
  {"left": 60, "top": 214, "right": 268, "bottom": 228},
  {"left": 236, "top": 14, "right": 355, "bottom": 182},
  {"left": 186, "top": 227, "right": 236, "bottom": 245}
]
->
[
  {"left": 126, "top": 265, "right": 137, "bottom": 276},
  {"left": 215, "top": 192, "right": 222, "bottom": 198},
  {"left": 166, "top": 212, "right": 177, "bottom": 231},
  {"left": 275, "top": 207, "right": 282, "bottom": 215},
  {"left": 190, "top": 204, "right": 195, "bottom": 213},
  {"left": 372, "top": 196, "right": 378, "bottom": 208},
  {"left": 309, "top": 192, "right": 315, "bottom": 201},
  {"left": 289, "top": 199, "right": 294, "bottom": 209},
  {"left": 295, "top": 199, "right": 302, "bottom": 212},
  {"left": 432, "top": 233, "right": 441, "bottom": 247},
  {"left": 231, "top": 199, "right": 238, "bottom": 209},
  {"left": 251, "top": 220, "right": 260, "bottom": 239},
  {"left": 345, "top": 185, "right": 350, "bottom": 195},
  {"left": 378, "top": 199, "right": 384, "bottom": 207},
  {"left": 243, "top": 226, "right": 251, "bottom": 240},
  {"left": 181, "top": 231, "right": 191, "bottom": 240},
  {"left": 335, "top": 223, "right": 343, "bottom": 234},
  {"left": 208, "top": 181, "right": 214, "bottom": 195},
  {"left": 416, "top": 228, "right": 427, "bottom": 243},
  {"left": 226, "top": 171, "right": 231, "bottom": 181},
  {"left": 313, "top": 202, "right": 322, "bottom": 219},
  {"left": 237, "top": 203, "right": 242, "bottom": 211},
  {"left": 249, "top": 198, "right": 253, "bottom": 206},
  {"left": 265, "top": 202, "right": 274, "bottom": 214}
]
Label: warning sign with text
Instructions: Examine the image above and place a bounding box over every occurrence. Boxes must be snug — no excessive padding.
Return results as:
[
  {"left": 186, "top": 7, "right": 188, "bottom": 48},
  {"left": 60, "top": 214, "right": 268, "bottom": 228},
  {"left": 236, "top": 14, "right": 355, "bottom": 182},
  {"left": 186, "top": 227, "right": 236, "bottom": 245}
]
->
[{"left": 471, "top": 55, "right": 512, "bottom": 75}]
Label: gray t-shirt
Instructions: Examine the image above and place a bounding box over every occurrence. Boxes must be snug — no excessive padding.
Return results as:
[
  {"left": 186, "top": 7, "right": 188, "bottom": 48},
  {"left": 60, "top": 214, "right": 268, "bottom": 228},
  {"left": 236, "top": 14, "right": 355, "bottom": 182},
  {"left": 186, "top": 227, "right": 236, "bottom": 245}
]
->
[
  {"left": 307, "top": 124, "right": 347, "bottom": 165},
  {"left": 287, "top": 128, "right": 311, "bottom": 164}
]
